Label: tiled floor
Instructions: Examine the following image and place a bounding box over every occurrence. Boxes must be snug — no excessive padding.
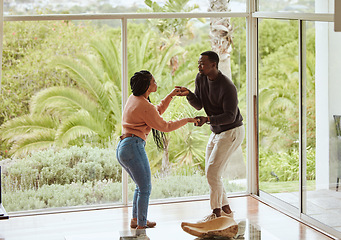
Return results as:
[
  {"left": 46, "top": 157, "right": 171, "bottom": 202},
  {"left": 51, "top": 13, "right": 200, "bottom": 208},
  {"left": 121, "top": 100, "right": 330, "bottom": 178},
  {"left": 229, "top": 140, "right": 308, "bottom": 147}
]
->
[{"left": 273, "top": 189, "right": 341, "bottom": 232}]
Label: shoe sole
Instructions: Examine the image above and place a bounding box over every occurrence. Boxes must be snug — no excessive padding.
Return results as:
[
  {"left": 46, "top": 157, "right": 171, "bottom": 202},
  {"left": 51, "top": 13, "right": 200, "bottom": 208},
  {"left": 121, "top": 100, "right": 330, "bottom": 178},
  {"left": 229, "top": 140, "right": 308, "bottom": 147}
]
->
[{"left": 181, "top": 217, "right": 238, "bottom": 238}]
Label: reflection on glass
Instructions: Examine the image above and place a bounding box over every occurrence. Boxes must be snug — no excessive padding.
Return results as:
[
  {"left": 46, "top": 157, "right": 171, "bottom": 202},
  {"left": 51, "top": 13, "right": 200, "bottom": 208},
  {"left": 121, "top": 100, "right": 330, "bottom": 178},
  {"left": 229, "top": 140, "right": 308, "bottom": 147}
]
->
[
  {"left": 258, "top": 19, "right": 300, "bottom": 208},
  {"left": 0, "top": 20, "right": 122, "bottom": 212},
  {"left": 119, "top": 219, "right": 260, "bottom": 240}
]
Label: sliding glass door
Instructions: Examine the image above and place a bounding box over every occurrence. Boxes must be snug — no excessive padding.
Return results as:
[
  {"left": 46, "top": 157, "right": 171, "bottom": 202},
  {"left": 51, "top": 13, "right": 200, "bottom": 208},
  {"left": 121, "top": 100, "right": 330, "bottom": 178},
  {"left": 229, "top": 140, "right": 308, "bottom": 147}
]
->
[{"left": 258, "top": 19, "right": 300, "bottom": 209}]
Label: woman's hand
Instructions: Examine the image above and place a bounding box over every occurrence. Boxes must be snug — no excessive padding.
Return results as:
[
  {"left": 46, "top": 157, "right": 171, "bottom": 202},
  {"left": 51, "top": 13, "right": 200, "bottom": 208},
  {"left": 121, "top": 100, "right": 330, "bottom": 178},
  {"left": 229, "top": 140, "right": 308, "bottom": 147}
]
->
[
  {"left": 187, "top": 118, "right": 199, "bottom": 125},
  {"left": 194, "top": 116, "right": 209, "bottom": 127},
  {"left": 169, "top": 87, "right": 182, "bottom": 98},
  {"left": 175, "top": 86, "right": 190, "bottom": 96}
]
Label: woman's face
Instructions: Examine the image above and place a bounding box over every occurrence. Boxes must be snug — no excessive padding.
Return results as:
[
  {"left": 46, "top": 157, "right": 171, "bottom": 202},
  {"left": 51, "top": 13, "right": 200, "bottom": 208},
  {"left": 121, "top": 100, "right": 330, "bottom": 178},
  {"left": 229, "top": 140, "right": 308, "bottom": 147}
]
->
[{"left": 148, "top": 76, "right": 157, "bottom": 93}]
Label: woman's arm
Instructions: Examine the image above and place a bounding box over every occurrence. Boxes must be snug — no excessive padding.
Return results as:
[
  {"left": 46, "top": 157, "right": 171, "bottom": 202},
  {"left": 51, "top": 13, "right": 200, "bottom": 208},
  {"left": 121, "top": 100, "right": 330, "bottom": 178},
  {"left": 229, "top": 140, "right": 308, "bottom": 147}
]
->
[
  {"left": 156, "top": 88, "right": 181, "bottom": 115},
  {"left": 144, "top": 104, "right": 197, "bottom": 133}
]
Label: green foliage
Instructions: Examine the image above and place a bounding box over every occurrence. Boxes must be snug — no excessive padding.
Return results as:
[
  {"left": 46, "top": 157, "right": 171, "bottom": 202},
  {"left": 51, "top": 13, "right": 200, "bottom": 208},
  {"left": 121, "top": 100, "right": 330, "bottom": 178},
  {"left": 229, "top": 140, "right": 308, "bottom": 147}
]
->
[
  {"left": 1, "top": 142, "right": 314, "bottom": 212},
  {"left": 141, "top": 0, "right": 200, "bottom": 38},
  {"left": 144, "top": 96, "right": 208, "bottom": 172},
  {"left": 4, "top": 180, "right": 122, "bottom": 211},
  {"left": 260, "top": 180, "right": 315, "bottom": 193},
  {"left": 0, "top": 20, "right": 100, "bottom": 157},
  {"left": 1, "top": 20, "right": 95, "bottom": 124},
  {"left": 0, "top": 115, "right": 59, "bottom": 155},
  {"left": 1, "top": 22, "right": 195, "bottom": 156},
  {"left": 0, "top": 13, "right": 319, "bottom": 213},
  {"left": 259, "top": 146, "right": 316, "bottom": 182},
  {"left": 2, "top": 145, "right": 122, "bottom": 192},
  {"left": 150, "top": 174, "right": 209, "bottom": 199},
  {"left": 127, "top": 29, "right": 185, "bottom": 80},
  {"left": 259, "top": 19, "right": 299, "bottom": 58},
  {"left": 258, "top": 19, "right": 316, "bottom": 151},
  {"left": 3, "top": 168, "right": 245, "bottom": 212}
]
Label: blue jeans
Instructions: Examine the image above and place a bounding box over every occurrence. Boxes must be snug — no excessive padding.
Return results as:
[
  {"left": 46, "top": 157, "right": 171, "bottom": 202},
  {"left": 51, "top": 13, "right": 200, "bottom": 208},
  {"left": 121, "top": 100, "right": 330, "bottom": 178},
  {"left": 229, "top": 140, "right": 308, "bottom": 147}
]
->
[{"left": 116, "top": 136, "right": 151, "bottom": 227}]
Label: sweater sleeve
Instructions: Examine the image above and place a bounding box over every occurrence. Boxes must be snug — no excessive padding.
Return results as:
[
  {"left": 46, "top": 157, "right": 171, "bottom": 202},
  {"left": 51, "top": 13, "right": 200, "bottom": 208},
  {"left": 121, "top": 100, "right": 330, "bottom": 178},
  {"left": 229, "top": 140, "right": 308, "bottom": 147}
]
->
[
  {"left": 155, "top": 94, "right": 172, "bottom": 115},
  {"left": 143, "top": 104, "right": 188, "bottom": 132},
  {"left": 186, "top": 75, "right": 203, "bottom": 110}
]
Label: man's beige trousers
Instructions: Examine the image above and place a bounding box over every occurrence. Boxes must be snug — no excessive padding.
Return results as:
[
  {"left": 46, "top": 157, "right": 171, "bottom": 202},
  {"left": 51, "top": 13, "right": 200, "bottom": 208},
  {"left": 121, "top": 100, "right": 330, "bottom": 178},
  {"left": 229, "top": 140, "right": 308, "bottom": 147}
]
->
[{"left": 205, "top": 125, "right": 245, "bottom": 210}]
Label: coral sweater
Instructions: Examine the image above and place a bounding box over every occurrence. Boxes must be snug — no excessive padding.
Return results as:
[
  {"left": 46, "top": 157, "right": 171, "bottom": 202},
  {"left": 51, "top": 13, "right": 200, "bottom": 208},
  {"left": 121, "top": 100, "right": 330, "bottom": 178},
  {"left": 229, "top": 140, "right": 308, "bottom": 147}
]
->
[{"left": 121, "top": 94, "right": 188, "bottom": 141}]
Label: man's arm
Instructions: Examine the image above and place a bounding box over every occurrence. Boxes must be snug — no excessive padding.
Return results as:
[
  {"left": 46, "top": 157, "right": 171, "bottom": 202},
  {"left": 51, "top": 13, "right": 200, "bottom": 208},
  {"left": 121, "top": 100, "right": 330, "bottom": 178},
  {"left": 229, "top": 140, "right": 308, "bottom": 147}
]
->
[
  {"left": 175, "top": 86, "right": 203, "bottom": 111},
  {"left": 194, "top": 116, "right": 210, "bottom": 127}
]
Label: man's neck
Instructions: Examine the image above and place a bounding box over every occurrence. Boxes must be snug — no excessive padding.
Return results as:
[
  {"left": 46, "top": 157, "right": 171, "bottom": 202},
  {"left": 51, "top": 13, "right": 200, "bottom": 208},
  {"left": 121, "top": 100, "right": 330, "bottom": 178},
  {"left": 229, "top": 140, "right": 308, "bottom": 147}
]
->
[{"left": 207, "top": 70, "right": 219, "bottom": 81}]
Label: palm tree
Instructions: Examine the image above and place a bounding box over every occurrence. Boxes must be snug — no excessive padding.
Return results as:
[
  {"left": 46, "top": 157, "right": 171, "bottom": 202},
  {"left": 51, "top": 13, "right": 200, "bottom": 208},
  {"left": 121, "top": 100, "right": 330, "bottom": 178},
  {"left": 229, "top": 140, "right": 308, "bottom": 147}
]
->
[
  {"left": 0, "top": 115, "right": 59, "bottom": 156},
  {"left": 142, "top": 0, "right": 200, "bottom": 39},
  {"left": 259, "top": 41, "right": 300, "bottom": 151},
  {"left": 146, "top": 97, "right": 208, "bottom": 174},
  {"left": 1, "top": 53, "right": 117, "bottom": 156},
  {"left": 169, "top": 98, "right": 209, "bottom": 171},
  {"left": 0, "top": 28, "right": 185, "bottom": 157},
  {"left": 209, "top": 0, "right": 234, "bottom": 79}
]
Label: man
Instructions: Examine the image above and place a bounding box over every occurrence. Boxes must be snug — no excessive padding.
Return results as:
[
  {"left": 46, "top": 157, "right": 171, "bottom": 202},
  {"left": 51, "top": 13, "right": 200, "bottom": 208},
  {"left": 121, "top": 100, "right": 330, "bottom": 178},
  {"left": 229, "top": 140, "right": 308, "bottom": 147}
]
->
[{"left": 177, "top": 51, "right": 244, "bottom": 222}]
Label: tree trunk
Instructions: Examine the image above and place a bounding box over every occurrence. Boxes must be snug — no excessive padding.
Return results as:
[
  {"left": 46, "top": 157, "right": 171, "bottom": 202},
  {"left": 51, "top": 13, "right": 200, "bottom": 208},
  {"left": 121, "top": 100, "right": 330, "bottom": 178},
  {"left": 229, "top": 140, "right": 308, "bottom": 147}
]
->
[
  {"left": 209, "top": 0, "right": 233, "bottom": 80},
  {"left": 161, "top": 136, "right": 170, "bottom": 175},
  {"left": 209, "top": 0, "right": 246, "bottom": 180}
]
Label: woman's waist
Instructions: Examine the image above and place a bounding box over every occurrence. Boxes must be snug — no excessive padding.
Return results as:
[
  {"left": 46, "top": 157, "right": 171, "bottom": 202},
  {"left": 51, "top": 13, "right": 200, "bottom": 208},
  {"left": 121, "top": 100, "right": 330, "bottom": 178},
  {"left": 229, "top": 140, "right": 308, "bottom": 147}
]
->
[{"left": 120, "top": 130, "right": 148, "bottom": 141}]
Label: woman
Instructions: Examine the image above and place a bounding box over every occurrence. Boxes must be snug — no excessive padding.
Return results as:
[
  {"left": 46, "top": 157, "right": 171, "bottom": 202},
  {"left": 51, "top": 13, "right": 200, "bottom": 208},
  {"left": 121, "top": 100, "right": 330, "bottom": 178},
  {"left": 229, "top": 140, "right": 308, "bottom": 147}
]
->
[{"left": 116, "top": 70, "right": 198, "bottom": 229}]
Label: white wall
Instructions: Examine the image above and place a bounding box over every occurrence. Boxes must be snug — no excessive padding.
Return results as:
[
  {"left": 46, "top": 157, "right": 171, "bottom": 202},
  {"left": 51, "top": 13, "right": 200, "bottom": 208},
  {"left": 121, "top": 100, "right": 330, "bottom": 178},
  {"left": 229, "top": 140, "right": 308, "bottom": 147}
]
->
[
  {"left": 316, "top": 0, "right": 341, "bottom": 189},
  {"left": 328, "top": 16, "right": 341, "bottom": 186}
]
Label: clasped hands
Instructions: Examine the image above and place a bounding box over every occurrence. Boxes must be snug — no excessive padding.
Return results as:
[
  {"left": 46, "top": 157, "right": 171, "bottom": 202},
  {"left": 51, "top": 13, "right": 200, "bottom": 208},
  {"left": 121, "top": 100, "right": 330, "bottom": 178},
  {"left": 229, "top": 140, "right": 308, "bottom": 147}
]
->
[
  {"left": 169, "top": 86, "right": 189, "bottom": 98},
  {"left": 170, "top": 86, "right": 209, "bottom": 127}
]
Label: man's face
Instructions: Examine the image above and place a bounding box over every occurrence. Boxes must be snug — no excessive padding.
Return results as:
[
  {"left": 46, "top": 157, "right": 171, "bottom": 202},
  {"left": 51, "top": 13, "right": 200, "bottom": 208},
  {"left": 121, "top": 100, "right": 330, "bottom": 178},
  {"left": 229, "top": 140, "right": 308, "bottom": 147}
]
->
[{"left": 198, "top": 55, "right": 215, "bottom": 76}]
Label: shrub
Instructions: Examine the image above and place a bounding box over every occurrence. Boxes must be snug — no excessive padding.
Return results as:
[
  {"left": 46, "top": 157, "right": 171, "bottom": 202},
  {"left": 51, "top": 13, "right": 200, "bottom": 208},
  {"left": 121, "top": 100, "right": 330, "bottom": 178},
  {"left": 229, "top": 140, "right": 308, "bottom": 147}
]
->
[
  {"left": 2, "top": 145, "right": 122, "bottom": 192},
  {"left": 259, "top": 146, "right": 316, "bottom": 182},
  {"left": 4, "top": 180, "right": 123, "bottom": 212},
  {"left": 3, "top": 172, "right": 246, "bottom": 212}
]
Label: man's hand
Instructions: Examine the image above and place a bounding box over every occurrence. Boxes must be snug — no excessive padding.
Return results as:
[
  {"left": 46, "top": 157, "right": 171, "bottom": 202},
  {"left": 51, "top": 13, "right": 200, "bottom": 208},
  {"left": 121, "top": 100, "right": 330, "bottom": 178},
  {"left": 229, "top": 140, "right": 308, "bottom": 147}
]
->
[
  {"left": 194, "top": 116, "right": 209, "bottom": 127},
  {"left": 175, "top": 86, "right": 190, "bottom": 96},
  {"left": 169, "top": 88, "right": 181, "bottom": 98}
]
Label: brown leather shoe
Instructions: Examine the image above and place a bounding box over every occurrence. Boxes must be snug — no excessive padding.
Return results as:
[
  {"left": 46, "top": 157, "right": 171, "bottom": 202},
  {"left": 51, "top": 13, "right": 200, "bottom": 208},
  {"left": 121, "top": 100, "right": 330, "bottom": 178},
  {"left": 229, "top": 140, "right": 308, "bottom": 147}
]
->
[{"left": 130, "top": 218, "right": 156, "bottom": 228}]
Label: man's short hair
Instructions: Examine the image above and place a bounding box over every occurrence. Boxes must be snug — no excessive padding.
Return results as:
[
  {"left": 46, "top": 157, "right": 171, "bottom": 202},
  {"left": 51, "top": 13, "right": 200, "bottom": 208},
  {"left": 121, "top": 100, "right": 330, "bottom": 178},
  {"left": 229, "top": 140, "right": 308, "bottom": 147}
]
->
[{"left": 201, "top": 51, "right": 219, "bottom": 69}]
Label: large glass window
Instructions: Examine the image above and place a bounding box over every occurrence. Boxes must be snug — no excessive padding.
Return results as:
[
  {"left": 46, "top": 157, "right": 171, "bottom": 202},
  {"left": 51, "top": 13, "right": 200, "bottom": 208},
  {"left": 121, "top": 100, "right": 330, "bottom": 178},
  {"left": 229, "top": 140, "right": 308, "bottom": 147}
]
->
[
  {"left": 0, "top": 15, "right": 247, "bottom": 212},
  {"left": 125, "top": 17, "right": 247, "bottom": 202},
  {"left": 304, "top": 20, "right": 341, "bottom": 233},
  {"left": 1, "top": 1, "right": 339, "bottom": 238},
  {"left": 258, "top": 17, "right": 341, "bottom": 238},
  {"left": 0, "top": 19, "right": 123, "bottom": 212},
  {"left": 258, "top": 19, "right": 300, "bottom": 209}
]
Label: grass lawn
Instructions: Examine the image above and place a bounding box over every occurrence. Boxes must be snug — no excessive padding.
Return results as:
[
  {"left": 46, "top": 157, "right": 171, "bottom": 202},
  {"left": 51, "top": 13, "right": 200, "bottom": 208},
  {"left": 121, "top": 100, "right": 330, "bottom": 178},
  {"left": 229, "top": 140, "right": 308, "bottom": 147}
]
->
[{"left": 259, "top": 180, "right": 316, "bottom": 193}]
